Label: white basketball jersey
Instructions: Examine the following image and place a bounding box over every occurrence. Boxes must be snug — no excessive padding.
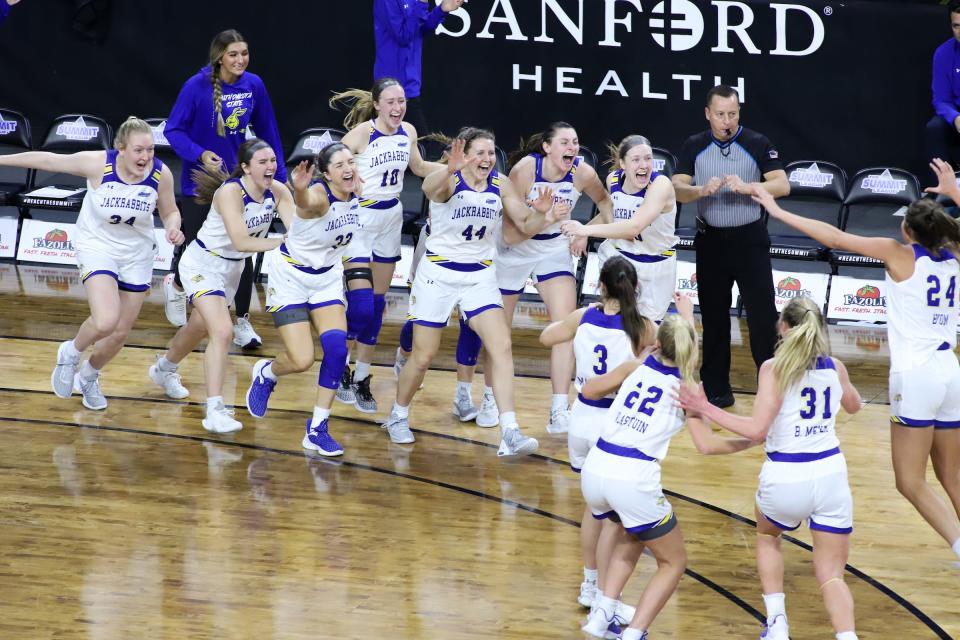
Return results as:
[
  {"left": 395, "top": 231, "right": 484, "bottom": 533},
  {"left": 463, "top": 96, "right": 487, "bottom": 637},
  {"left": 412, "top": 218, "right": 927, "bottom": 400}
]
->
[
  {"left": 609, "top": 170, "right": 678, "bottom": 257},
  {"left": 598, "top": 355, "right": 685, "bottom": 461},
  {"left": 886, "top": 244, "right": 960, "bottom": 372},
  {"left": 76, "top": 150, "right": 161, "bottom": 254},
  {"left": 357, "top": 121, "right": 411, "bottom": 201},
  {"left": 766, "top": 356, "right": 842, "bottom": 454},
  {"left": 503, "top": 154, "right": 582, "bottom": 256},
  {"left": 195, "top": 177, "right": 276, "bottom": 260},
  {"left": 574, "top": 306, "right": 635, "bottom": 396},
  {"left": 282, "top": 182, "right": 360, "bottom": 270},
  {"left": 425, "top": 170, "right": 502, "bottom": 266}
]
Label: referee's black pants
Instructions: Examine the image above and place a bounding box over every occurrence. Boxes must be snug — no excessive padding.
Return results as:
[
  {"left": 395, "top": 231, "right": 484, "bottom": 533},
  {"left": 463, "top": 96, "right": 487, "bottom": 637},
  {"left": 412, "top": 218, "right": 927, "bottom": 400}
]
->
[
  {"left": 171, "top": 197, "right": 254, "bottom": 317},
  {"left": 693, "top": 219, "right": 778, "bottom": 399}
]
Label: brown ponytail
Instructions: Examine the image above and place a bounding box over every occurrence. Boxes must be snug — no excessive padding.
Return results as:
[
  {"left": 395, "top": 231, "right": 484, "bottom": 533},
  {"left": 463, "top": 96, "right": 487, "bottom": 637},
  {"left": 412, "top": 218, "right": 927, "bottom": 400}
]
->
[
  {"left": 192, "top": 138, "right": 272, "bottom": 204},
  {"left": 329, "top": 77, "right": 403, "bottom": 130},
  {"left": 904, "top": 198, "right": 960, "bottom": 255},
  {"left": 598, "top": 256, "right": 649, "bottom": 354},
  {"left": 507, "top": 121, "right": 575, "bottom": 170}
]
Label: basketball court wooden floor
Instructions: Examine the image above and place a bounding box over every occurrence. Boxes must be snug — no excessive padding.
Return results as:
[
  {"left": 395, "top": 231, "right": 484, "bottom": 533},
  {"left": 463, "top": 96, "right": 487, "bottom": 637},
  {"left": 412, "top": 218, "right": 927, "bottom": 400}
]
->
[{"left": 0, "top": 264, "right": 957, "bottom": 639}]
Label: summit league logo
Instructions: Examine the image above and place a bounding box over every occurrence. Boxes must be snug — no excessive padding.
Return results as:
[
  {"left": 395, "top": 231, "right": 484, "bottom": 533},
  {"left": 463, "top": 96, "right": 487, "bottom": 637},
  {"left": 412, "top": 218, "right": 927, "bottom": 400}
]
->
[
  {"left": 0, "top": 113, "right": 17, "bottom": 136},
  {"left": 789, "top": 163, "right": 835, "bottom": 189},
  {"left": 438, "top": 0, "right": 828, "bottom": 99},
  {"left": 861, "top": 169, "right": 907, "bottom": 196},
  {"left": 56, "top": 116, "right": 99, "bottom": 142}
]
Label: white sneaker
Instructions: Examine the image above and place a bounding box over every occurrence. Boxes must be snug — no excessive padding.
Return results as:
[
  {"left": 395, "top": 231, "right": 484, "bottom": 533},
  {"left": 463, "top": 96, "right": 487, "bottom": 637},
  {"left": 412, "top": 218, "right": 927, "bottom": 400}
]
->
[
  {"left": 452, "top": 390, "right": 479, "bottom": 422},
  {"left": 582, "top": 605, "right": 625, "bottom": 639},
  {"left": 73, "top": 373, "right": 108, "bottom": 411},
  {"left": 497, "top": 425, "right": 538, "bottom": 457},
  {"left": 202, "top": 402, "right": 243, "bottom": 434},
  {"left": 546, "top": 407, "right": 570, "bottom": 434},
  {"left": 578, "top": 579, "right": 597, "bottom": 608},
  {"left": 149, "top": 355, "right": 189, "bottom": 399},
  {"left": 760, "top": 614, "right": 789, "bottom": 640},
  {"left": 163, "top": 272, "right": 187, "bottom": 327},
  {"left": 383, "top": 413, "right": 415, "bottom": 444},
  {"left": 476, "top": 393, "right": 499, "bottom": 428},
  {"left": 233, "top": 314, "right": 262, "bottom": 349},
  {"left": 615, "top": 600, "right": 636, "bottom": 624},
  {"left": 51, "top": 341, "right": 80, "bottom": 398}
]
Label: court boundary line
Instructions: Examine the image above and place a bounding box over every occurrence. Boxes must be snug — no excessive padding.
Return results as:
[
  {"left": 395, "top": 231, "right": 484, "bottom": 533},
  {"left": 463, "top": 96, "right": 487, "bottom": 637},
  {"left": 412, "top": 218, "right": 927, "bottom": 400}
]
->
[{"left": 0, "top": 387, "right": 949, "bottom": 638}]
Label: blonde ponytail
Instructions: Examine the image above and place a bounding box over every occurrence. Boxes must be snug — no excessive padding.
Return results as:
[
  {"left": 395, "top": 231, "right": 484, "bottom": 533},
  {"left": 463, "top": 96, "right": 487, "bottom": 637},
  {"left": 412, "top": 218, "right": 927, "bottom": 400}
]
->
[
  {"left": 772, "top": 297, "right": 828, "bottom": 393},
  {"left": 658, "top": 315, "right": 699, "bottom": 382}
]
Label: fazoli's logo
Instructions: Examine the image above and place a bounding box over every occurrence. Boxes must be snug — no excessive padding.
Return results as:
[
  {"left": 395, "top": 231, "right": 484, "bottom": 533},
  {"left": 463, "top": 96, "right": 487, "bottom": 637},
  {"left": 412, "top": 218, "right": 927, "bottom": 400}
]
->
[
  {"left": 33, "top": 228, "right": 74, "bottom": 251},
  {"left": 842, "top": 285, "right": 885, "bottom": 307},
  {"left": 677, "top": 271, "right": 698, "bottom": 291},
  {"left": 775, "top": 276, "right": 811, "bottom": 299}
]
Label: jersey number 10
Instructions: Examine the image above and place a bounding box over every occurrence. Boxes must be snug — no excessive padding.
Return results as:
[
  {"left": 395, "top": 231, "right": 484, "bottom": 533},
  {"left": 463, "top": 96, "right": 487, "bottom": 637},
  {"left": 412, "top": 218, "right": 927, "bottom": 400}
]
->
[{"left": 380, "top": 169, "right": 400, "bottom": 188}]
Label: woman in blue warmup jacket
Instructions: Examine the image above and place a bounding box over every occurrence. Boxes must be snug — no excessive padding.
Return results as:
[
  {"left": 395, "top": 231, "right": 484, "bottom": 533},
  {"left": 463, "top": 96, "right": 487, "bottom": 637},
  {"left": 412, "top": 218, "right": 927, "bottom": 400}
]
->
[{"left": 162, "top": 29, "right": 287, "bottom": 346}]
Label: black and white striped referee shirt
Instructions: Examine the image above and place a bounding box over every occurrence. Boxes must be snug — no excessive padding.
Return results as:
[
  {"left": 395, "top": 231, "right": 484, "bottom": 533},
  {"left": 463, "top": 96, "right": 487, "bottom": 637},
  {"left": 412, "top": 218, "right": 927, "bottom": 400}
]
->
[{"left": 677, "top": 126, "right": 783, "bottom": 228}]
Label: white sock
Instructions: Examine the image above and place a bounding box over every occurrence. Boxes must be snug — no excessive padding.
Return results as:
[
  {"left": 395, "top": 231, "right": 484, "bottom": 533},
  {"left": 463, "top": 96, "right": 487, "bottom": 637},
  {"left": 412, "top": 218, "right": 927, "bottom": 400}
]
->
[
  {"left": 594, "top": 593, "right": 617, "bottom": 615},
  {"left": 836, "top": 632, "right": 858, "bottom": 640},
  {"left": 344, "top": 351, "right": 351, "bottom": 366},
  {"left": 392, "top": 403, "right": 409, "bottom": 419},
  {"left": 551, "top": 393, "right": 568, "bottom": 412},
  {"left": 762, "top": 592, "right": 786, "bottom": 623},
  {"left": 621, "top": 629, "right": 646, "bottom": 640},
  {"left": 79, "top": 360, "right": 99, "bottom": 381},
  {"left": 951, "top": 538, "right": 960, "bottom": 559},
  {"left": 583, "top": 567, "right": 598, "bottom": 582},
  {"left": 483, "top": 385, "right": 494, "bottom": 399},
  {"left": 206, "top": 396, "right": 223, "bottom": 414},
  {"left": 499, "top": 411, "right": 517, "bottom": 428},
  {"left": 355, "top": 361, "right": 370, "bottom": 381},
  {"left": 261, "top": 361, "right": 277, "bottom": 381},
  {"left": 456, "top": 381, "right": 471, "bottom": 396},
  {"left": 311, "top": 406, "right": 331, "bottom": 426},
  {"left": 157, "top": 355, "right": 177, "bottom": 372},
  {"left": 63, "top": 339, "right": 81, "bottom": 359}
]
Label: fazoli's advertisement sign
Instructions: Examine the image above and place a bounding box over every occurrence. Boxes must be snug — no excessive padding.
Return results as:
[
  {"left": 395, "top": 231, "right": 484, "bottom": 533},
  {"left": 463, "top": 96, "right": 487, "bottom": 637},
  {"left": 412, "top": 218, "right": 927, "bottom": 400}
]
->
[
  {"left": 16, "top": 219, "right": 175, "bottom": 270},
  {"left": 826, "top": 275, "right": 887, "bottom": 323}
]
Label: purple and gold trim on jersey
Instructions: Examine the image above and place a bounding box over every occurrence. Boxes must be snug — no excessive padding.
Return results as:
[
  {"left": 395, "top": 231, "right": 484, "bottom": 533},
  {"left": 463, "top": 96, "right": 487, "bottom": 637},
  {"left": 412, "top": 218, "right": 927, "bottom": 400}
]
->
[
  {"left": 368, "top": 123, "right": 407, "bottom": 144},
  {"left": 425, "top": 251, "right": 492, "bottom": 272},
  {"left": 100, "top": 149, "right": 163, "bottom": 188},
  {"left": 617, "top": 247, "right": 676, "bottom": 263},
  {"left": 532, "top": 153, "right": 580, "bottom": 184},
  {"left": 80, "top": 268, "right": 150, "bottom": 292},
  {"left": 610, "top": 169, "right": 662, "bottom": 197},
  {"left": 189, "top": 288, "right": 226, "bottom": 303},
  {"left": 279, "top": 243, "right": 336, "bottom": 275},
  {"left": 360, "top": 197, "right": 400, "bottom": 210},
  {"left": 196, "top": 238, "right": 244, "bottom": 261},
  {"left": 452, "top": 171, "right": 501, "bottom": 196}
]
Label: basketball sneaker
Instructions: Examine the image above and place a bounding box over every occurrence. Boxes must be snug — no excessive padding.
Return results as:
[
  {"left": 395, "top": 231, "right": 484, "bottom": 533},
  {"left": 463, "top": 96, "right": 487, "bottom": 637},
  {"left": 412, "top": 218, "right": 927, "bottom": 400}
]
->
[
  {"left": 163, "top": 272, "right": 187, "bottom": 327},
  {"left": 760, "top": 614, "right": 789, "bottom": 640},
  {"left": 582, "top": 605, "right": 626, "bottom": 639},
  {"left": 335, "top": 367, "right": 356, "bottom": 404},
  {"left": 233, "top": 313, "right": 262, "bottom": 349},
  {"left": 497, "top": 425, "right": 538, "bottom": 457},
  {"left": 383, "top": 412, "right": 415, "bottom": 444},
  {"left": 246, "top": 359, "right": 276, "bottom": 418},
  {"left": 73, "top": 373, "right": 108, "bottom": 411},
  {"left": 546, "top": 407, "right": 570, "bottom": 434},
  {"left": 202, "top": 401, "right": 242, "bottom": 434},
  {"left": 476, "top": 392, "right": 499, "bottom": 428},
  {"left": 302, "top": 419, "right": 344, "bottom": 456},
  {"left": 353, "top": 375, "right": 377, "bottom": 414},
  {"left": 148, "top": 355, "right": 189, "bottom": 399},
  {"left": 452, "top": 388, "right": 479, "bottom": 422},
  {"left": 51, "top": 341, "right": 80, "bottom": 399}
]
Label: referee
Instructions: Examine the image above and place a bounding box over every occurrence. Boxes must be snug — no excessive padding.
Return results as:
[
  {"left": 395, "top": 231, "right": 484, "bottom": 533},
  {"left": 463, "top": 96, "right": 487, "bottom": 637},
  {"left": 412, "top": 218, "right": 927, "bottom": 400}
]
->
[{"left": 673, "top": 85, "right": 790, "bottom": 407}]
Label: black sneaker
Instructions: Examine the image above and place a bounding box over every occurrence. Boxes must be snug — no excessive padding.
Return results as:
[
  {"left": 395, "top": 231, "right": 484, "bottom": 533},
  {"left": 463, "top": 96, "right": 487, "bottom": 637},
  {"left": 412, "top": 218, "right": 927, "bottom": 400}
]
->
[
  {"left": 709, "top": 391, "right": 735, "bottom": 408},
  {"left": 353, "top": 375, "right": 378, "bottom": 414},
  {"left": 335, "top": 367, "right": 356, "bottom": 404}
]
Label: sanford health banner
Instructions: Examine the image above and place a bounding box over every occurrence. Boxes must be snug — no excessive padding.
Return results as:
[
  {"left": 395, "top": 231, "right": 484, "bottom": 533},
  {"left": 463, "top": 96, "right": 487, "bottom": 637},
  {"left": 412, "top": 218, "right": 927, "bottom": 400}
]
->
[{"left": 426, "top": 1, "right": 942, "bottom": 177}]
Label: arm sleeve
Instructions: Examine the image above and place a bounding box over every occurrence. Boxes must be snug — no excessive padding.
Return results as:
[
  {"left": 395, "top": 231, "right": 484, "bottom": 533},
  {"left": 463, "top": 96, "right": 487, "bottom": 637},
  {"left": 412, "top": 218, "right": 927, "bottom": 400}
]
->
[
  {"left": 676, "top": 137, "right": 697, "bottom": 179},
  {"left": 932, "top": 44, "right": 960, "bottom": 126},
  {"left": 421, "top": 4, "right": 447, "bottom": 34},
  {"left": 379, "top": 0, "right": 430, "bottom": 46},
  {"left": 165, "top": 80, "right": 206, "bottom": 164},
  {"left": 251, "top": 79, "right": 287, "bottom": 183},
  {"left": 756, "top": 134, "right": 784, "bottom": 174}
]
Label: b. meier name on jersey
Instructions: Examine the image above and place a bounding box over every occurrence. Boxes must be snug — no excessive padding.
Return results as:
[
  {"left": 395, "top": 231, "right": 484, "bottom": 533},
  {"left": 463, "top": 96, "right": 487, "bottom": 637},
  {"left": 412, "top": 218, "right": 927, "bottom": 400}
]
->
[
  {"left": 451, "top": 205, "right": 499, "bottom": 220},
  {"left": 99, "top": 196, "right": 153, "bottom": 212},
  {"left": 324, "top": 213, "right": 360, "bottom": 231},
  {"left": 370, "top": 150, "right": 409, "bottom": 168}
]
